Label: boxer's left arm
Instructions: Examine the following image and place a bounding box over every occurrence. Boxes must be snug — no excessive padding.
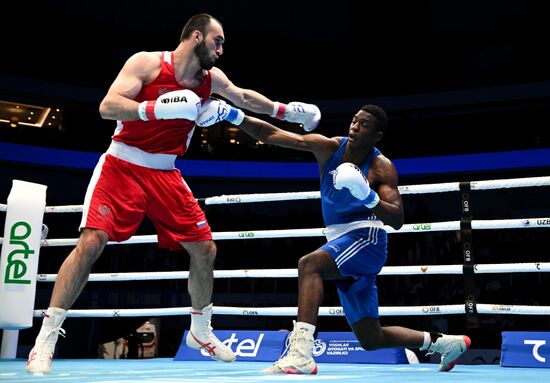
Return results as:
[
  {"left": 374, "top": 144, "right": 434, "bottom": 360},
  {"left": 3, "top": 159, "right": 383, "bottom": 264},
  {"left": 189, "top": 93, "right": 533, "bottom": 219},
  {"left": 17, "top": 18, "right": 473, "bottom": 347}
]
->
[
  {"left": 239, "top": 115, "right": 337, "bottom": 162},
  {"left": 330, "top": 157, "right": 402, "bottom": 229},
  {"left": 239, "top": 116, "right": 316, "bottom": 150},
  {"left": 369, "top": 157, "right": 404, "bottom": 230},
  {"left": 210, "top": 67, "right": 321, "bottom": 132},
  {"left": 210, "top": 67, "right": 274, "bottom": 115},
  {"left": 195, "top": 99, "right": 336, "bottom": 161}
]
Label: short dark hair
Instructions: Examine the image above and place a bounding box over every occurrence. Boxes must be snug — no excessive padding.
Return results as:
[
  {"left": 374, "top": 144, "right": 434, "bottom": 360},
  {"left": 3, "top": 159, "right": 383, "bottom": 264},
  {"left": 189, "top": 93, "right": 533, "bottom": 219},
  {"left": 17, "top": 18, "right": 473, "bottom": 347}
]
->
[
  {"left": 360, "top": 104, "right": 388, "bottom": 133},
  {"left": 180, "top": 13, "right": 223, "bottom": 41}
]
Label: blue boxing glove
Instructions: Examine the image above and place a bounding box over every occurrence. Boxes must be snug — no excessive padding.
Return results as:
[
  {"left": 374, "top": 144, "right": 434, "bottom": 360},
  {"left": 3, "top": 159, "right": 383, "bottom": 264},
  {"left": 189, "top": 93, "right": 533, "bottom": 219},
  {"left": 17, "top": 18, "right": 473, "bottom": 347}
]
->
[
  {"left": 196, "top": 98, "right": 245, "bottom": 127},
  {"left": 331, "top": 162, "right": 380, "bottom": 209}
]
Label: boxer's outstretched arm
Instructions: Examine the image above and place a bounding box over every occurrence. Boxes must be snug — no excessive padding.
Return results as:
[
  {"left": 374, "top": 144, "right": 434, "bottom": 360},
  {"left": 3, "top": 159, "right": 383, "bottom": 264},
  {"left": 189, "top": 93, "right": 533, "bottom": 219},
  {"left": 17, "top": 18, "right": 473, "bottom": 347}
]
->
[
  {"left": 239, "top": 116, "right": 336, "bottom": 160},
  {"left": 211, "top": 68, "right": 321, "bottom": 132},
  {"left": 194, "top": 99, "right": 335, "bottom": 160},
  {"left": 210, "top": 68, "right": 275, "bottom": 115}
]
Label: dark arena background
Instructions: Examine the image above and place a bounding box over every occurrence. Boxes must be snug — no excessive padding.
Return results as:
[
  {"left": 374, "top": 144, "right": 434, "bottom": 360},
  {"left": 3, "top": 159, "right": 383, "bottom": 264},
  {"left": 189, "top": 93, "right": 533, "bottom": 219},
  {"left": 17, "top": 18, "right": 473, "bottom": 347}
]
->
[{"left": 1, "top": 0, "right": 550, "bottom": 376}]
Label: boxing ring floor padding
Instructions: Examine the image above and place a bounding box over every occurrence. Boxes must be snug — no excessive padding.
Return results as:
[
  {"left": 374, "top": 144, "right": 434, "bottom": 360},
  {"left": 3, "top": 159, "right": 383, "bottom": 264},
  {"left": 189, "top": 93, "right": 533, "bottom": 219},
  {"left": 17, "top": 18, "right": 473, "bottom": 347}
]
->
[{"left": 1, "top": 359, "right": 550, "bottom": 383}]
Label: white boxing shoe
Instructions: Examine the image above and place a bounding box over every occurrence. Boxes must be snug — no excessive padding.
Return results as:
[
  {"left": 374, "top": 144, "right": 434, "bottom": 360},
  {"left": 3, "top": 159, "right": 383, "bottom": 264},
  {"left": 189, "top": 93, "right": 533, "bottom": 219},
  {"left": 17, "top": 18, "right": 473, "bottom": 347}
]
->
[
  {"left": 26, "top": 307, "right": 67, "bottom": 374},
  {"left": 185, "top": 304, "right": 236, "bottom": 362},
  {"left": 261, "top": 321, "right": 317, "bottom": 374},
  {"left": 426, "top": 332, "right": 471, "bottom": 372}
]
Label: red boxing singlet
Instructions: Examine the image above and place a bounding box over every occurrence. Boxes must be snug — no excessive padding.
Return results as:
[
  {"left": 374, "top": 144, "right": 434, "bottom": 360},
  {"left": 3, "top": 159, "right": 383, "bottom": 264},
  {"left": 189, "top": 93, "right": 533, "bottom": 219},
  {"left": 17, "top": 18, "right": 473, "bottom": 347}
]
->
[{"left": 112, "top": 51, "right": 211, "bottom": 156}]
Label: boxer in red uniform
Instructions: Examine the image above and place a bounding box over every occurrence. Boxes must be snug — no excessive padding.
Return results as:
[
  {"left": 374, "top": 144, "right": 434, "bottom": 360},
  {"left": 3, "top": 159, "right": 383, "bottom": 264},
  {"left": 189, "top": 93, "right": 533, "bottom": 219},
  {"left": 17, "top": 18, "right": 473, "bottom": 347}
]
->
[{"left": 26, "top": 13, "right": 321, "bottom": 374}]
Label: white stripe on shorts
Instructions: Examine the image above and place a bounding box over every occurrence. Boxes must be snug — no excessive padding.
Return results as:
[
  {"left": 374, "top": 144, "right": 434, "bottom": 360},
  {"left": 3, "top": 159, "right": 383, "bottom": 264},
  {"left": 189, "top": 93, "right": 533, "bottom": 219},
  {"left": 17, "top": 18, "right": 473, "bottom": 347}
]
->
[
  {"left": 335, "top": 228, "right": 379, "bottom": 268},
  {"left": 80, "top": 153, "right": 107, "bottom": 230},
  {"left": 335, "top": 238, "right": 367, "bottom": 268}
]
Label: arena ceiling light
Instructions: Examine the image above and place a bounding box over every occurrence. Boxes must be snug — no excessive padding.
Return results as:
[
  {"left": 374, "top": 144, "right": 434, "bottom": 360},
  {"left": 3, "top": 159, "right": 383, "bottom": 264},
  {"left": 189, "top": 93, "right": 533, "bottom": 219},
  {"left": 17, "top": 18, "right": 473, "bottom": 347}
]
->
[{"left": 0, "top": 100, "right": 62, "bottom": 129}]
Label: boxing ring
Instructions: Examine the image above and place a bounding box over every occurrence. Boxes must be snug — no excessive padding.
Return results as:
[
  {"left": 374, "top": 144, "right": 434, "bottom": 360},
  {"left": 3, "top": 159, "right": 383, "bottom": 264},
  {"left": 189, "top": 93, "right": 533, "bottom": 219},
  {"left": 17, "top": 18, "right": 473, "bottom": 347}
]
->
[
  {"left": 1, "top": 359, "right": 549, "bottom": 382},
  {"left": 1, "top": 175, "right": 550, "bottom": 381}
]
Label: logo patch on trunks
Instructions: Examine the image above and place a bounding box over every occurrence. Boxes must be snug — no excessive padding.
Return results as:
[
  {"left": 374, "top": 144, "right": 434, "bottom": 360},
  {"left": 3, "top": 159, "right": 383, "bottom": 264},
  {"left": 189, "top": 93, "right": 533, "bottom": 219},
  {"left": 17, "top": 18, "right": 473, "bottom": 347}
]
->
[
  {"left": 98, "top": 205, "right": 111, "bottom": 219},
  {"left": 329, "top": 244, "right": 340, "bottom": 252},
  {"left": 196, "top": 220, "right": 206, "bottom": 227}
]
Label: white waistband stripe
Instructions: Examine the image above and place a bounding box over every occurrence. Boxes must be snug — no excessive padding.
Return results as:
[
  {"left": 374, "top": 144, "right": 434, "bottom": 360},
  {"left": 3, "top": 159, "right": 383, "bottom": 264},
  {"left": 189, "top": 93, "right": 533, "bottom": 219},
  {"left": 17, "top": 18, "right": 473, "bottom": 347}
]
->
[
  {"left": 106, "top": 141, "right": 176, "bottom": 170},
  {"left": 326, "top": 220, "right": 385, "bottom": 241}
]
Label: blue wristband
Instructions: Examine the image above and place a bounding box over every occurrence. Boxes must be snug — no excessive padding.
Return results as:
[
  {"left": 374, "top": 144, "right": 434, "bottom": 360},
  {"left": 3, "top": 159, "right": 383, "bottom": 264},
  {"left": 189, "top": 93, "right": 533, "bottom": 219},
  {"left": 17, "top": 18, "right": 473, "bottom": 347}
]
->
[
  {"left": 226, "top": 107, "right": 244, "bottom": 125},
  {"left": 363, "top": 189, "right": 380, "bottom": 209}
]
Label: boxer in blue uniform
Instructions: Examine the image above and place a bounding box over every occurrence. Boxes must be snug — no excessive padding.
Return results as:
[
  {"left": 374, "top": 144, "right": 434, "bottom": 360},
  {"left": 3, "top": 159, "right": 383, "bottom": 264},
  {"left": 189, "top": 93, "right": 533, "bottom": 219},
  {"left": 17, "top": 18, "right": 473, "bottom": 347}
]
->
[{"left": 196, "top": 101, "right": 471, "bottom": 374}]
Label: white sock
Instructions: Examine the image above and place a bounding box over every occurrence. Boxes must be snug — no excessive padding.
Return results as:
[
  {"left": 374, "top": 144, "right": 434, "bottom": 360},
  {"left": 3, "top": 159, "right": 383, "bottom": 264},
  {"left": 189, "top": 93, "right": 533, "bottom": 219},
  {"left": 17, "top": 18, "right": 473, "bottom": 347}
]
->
[
  {"left": 190, "top": 303, "right": 212, "bottom": 331},
  {"left": 420, "top": 331, "right": 431, "bottom": 351},
  {"left": 44, "top": 307, "right": 67, "bottom": 327},
  {"left": 295, "top": 321, "right": 316, "bottom": 335},
  {"left": 45, "top": 307, "right": 66, "bottom": 315}
]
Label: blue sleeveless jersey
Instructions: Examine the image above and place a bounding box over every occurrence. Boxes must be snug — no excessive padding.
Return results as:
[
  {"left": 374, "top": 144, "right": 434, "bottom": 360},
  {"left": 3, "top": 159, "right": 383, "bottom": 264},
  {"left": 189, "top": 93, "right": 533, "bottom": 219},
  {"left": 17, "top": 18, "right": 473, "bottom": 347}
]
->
[{"left": 321, "top": 137, "right": 381, "bottom": 225}]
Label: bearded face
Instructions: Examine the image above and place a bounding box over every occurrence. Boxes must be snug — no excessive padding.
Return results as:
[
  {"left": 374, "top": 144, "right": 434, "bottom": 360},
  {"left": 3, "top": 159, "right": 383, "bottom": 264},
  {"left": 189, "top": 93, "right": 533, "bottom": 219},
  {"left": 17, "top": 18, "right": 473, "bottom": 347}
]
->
[{"left": 194, "top": 40, "right": 216, "bottom": 70}]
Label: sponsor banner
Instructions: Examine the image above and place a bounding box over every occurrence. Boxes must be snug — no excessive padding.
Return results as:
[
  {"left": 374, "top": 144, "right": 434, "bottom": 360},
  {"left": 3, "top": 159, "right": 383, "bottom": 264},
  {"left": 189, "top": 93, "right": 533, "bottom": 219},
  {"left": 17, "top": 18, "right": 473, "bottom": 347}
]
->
[
  {"left": 175, "top": 330, "right": 409, "bottom": 364},
  {"left": 313, "top": 332, "right": 409, "bottom": 364},
  {"left": 0, "top": 180, "right": 47, "bottom": 330},
  {"left": 174, "top": 330, "right": 287, "bottom": 362},
  {"left": 501, "top": 331, "right": 550, "bottom": 368}
]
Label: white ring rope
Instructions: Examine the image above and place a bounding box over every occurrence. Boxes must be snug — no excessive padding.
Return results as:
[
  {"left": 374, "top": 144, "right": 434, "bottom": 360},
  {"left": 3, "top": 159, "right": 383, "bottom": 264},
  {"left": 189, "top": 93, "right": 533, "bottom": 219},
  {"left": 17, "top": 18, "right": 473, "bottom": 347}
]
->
[
  {"left": 35, "top": 262, "right": 550, "bottom": 283},
  {"left": 1, "top": 175, "right": 549, "bottom": 212},
  {"left": 205, "top": 191, "right": 321, "bottom": 206},
  {"left": 32, "top": 303, "right": 550, "bottom": 318},
  {"left": 2, "top": 174, "right": 549, "bottom": 321},
  {"left": 1, "top": 217, "right": 545, "bottom": 246},
  {"left": 205, "top": 175, "right": 550, "bottom": 204}
]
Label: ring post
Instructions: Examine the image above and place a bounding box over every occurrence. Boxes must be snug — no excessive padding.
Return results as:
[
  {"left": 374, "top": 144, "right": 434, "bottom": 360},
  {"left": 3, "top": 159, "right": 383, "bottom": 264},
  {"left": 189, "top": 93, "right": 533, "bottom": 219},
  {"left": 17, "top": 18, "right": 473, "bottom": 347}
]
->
[
  {"left": 0, "top": 180, "right": 47, "bottom": 358},
  {"left": 1, "top": 330, "right": 19, "bottom": 359}
]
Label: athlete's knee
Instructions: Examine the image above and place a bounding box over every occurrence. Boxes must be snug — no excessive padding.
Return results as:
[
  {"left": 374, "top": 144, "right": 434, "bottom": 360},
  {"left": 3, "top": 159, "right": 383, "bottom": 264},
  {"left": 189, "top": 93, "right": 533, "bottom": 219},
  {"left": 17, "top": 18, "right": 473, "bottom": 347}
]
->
[
  {"left": 298, "top": 253, "right": 321, "bottom": 276},
  {"left": 203, "top": 241, "right": 217, "bottom": 263},
  {"left": 298, "top": 251, "right": 335, "bottom": 277},
  {"left": 201, "top": 240, "right": 216, "bottom": 258},
  {"left": 352, "top": 318, "right": 384, "bottom": 351},
  {"left": 359, "top": 340, "right": 381, "bottom": 351},
  {"left": 76, "top": 229, "right": 108, "bottom": 262},
  {"left": 189, "top": 240, "right": 217, "bottom": 265},
  {"left": 357, "top": 331, "right": 383, "bottom": 351}
]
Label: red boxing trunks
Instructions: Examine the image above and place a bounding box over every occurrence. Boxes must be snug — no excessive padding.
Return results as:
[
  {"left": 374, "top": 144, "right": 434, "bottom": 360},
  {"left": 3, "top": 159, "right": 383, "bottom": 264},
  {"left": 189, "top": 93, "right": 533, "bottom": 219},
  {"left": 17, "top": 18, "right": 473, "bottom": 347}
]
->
[{"left": 80, "top": 153, "right": 212, "bottom": 250}]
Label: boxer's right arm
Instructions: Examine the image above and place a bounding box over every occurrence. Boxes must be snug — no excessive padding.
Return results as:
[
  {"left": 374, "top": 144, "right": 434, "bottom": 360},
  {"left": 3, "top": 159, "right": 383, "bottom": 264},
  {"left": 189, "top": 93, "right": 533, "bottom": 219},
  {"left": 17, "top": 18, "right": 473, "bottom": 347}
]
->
[{"left": 99, "top": 52, "right": 161, "bottom": 121}]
